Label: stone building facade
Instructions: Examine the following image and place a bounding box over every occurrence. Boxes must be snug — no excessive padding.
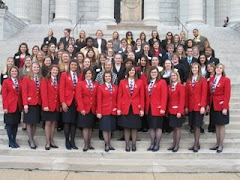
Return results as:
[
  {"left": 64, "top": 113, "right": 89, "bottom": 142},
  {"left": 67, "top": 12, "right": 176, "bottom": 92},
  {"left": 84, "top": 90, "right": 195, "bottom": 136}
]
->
[{"left": 3, "top": 0, "right": 240, "bottom": 27}]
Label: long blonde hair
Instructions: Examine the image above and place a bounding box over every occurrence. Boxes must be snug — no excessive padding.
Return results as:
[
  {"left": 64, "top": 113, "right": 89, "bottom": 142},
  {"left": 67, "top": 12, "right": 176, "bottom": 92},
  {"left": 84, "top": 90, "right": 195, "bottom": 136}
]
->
[
  {"left": 59, "top": 51, "right": 70, "bottom": 72},
  {"left": 188, "top": 62, "right": 202, "bottom": 81},
  {"left": 28, "top": 62, "right": 42, "bottom": 80},
  {"left": 1, "top": 57, "right": 14, "bottom": 74}
]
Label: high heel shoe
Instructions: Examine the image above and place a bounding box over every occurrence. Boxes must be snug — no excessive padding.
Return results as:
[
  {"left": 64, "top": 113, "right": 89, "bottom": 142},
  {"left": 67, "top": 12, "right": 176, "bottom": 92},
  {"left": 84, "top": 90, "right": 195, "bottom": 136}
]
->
[
  {"left": 188, "top": 145, "right": 200, "bottom": 151},
  {"left": 70, "top": 141, "right": 78, "bottom": 150},
  {"left": 152, "top": 145, "right": 160, "bottom": 152},
  {"left": 209, "top": 146, "right": 219, "bottom": 150},
  {"left": 172, "top": 147, "right": 179, "bottom": 152},
  {"left": 83, "top": 147, "right": 88, "bottom": 152},
  {"left": 28, "top": 140, "right": 36, "bottom": 150},
  {"left": 45, "top": 146, "right": 50, "bottom": 150},
  {"left": 109, "top": 146, "right": 115, "bottom": 151},
  {"left": 50, "top": 144, "right": 58, "bottom": 148},
  {"left": 132, "top": 145, "right": 137, "bottom": 152},
  {"left": 147, "top": 145, "right": 154, "bottom": 151},
  {"left": 217, "top": 146, "right": 223, "bottom": 153},
  {"left": 167, "top": 146, "right": 175, "bottom": 151},
  {"left": 105, "top": 145, "right": 109, "bottom": 152},
  {"left": 193, "top": 146, "right": 198, "bottom": 153},
  {"left": 125, "top": 146, "right": 130, "bottom": 152},
  {"left": 88, "top": 146, "right": 95, "bottom": 150},
  {"left": 65, "top": 140, "right": 71, "bottom": 150}
]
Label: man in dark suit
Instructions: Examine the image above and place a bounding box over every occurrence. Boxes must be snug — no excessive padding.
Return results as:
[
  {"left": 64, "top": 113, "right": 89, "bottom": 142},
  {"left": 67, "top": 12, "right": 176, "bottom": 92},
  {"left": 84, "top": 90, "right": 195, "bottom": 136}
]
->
[
  {"left": 193, "top": 29, "right": 208, "bottom": 53},
  {"left": 161, "top": 43, "right": 174, "bottom": 65},
  {"left": 205, "top": 47, "right": 220, "bottom": 65},
  {"left": 181, "top": 47, "right": 198, "bottom": 79},
  {"left": 59, "top": 28, "right": 71, "bottom": 50},
  {"left": 93, "top": 30, "right": 107, "bottom": 54}
]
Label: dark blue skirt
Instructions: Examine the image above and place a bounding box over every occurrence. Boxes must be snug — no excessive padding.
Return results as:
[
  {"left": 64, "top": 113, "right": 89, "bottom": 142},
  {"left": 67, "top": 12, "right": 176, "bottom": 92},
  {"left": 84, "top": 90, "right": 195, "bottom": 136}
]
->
[
  {"left": 99, "top": 115, "right": 116, "bottom": 131},
  {"left": 118, "top": 107, "right": 141, "bottom": 129},
  {"left": 210, "top": 104, "right": 229, "bottom": 125},
  {"left": 62, "top": 100, "right": 77, "bottom": 124},
  {"left": 78, "top": 110, "right": 96, "bottom": 128},
  {"left": 4, "top": 110, "right": 21, "bottom": 125},
  {"left": 42, "top": 111, "right": 59, "bottom": 121},
  {"left": 23, "top": 105, "right": 41, "bottom": 124},
  {"left": 168, "top": 114, "right": 183, "bottom": 128},
  {"left": 189, "top": 111, "right": 204, "bottom": 127}
]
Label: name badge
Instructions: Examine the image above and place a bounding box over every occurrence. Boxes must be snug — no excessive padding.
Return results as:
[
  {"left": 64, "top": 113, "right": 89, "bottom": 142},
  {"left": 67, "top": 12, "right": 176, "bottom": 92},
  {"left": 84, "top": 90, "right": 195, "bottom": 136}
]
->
[
  {"left": 3, "top": 75, "right": 8, "bottom": 78},
  {"left": 15, "top": 56, "right": 20, "bottom": 59},
  {"left": 96, "top": 68, "right": 101, "bottom": 72},
  {"left": 172, "top": 106, "right": 178, "bottom": 109}
]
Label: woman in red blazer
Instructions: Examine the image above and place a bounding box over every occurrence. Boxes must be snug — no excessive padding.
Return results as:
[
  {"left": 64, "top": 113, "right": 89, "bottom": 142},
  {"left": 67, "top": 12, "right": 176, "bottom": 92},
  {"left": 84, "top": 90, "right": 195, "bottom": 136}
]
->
[
  {"left": 117, "top": 65, "right": 144, "bottom": 152},
  {"left": 167, "top": 71, "right": 185, "bottom": 152},
  {"left": 60, "top": 59, "right": 82, "bottom": 150},
  {"left": 76, "top": 67, "right": 98, "bottom": 151},
  {"left": 40, "top": 65, "right": 60, "bottom": 150},
  {"left": 97, "top": 71, "right": 118, "bottom": 152},
  {"left": 207, "top": 63, "right": 231, "bottom": 153},
  {"left": 2, "top": 66, "right": 22, "bottom": 148},
  {"left": 22, "top": 62, "right": 42, "bottom": 149},
  {"left": 145, "top": 66, "right": 167, "bottom": 152},
  {"left": 185, "top": 62, "right": 207, "bottom": 152}
]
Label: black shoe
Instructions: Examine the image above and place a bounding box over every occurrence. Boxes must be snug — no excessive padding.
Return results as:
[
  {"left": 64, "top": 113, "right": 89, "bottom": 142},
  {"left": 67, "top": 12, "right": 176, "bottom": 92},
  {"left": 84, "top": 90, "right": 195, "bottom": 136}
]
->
[
  {"left": 141, "top": 128, "right": 148, "bottom": 132},
  {"left": 70, "top": 141, "right": 78, "bottom": 150},
  {"left": 132, "top": 145, "right": 137, "bottom": 152},
  {"left": 57, "top": 127, "right": 63, "bottom": 132},
  {"left": 109, "top": 146, "right": 115, "bottom": 151},
  {"left": 88, "top": 146, "right": 94, "bottom": 150},
  {"left": 200, "top": 127, "right": 205, "bottom": 133},
  {"left": 152, "top": 145, "right": 160, "bottom": 152},
  {"left": 193, "top": 146, "right": 198, "bottom": 153},
  {"left": 209, "top": 146, "right": 219, "bottom": 150},
  {"left": 147, "top": 145, "right": 154, "bottom": 151},
  {"left": 105, "top": 145, "right": 109, "bottom": 152},
  {"left": 188, "top": 145, "right": 200, "bottom": 151},
  {"left": 83, "top": 147, "right": 88, "bottom": 152},
  {"left": 14, "top": 142, "right": 20, "bottom": 148},
  {"left": 50, "top": 144, "right": 58, "bottom": 148},
  {"left": 45, "top": 146, "right": 50, "bottom": 150},
  {"left": 217, "top": 146, "right": 223, "bottom": 153},
  {"left": 117, "top": 136, "right": 125, "bottom": 141},
  {"left": 22, "top": 127, "right": 27, "bottom": 131},
  {"left": 172, "top": 147, "right": 179, "bottom": 152},
  {"left": 28, "top": 140, "right": 36, "bottom": 150},
  {"left": 125, "top": 146, "right": 130, "bottom": 152},
  {"left": 167, "top": 146, "right": 175, "bottom": 151},
  {"left": 65, "top": 141, "right": 71, "bottom": 150}
]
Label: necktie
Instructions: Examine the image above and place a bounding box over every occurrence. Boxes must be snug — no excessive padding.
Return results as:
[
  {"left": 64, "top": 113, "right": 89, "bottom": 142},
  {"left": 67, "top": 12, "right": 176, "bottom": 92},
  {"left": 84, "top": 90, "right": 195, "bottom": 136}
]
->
[
  {"left": 88, "top": 80, "right": 93, "bottom": 93},
  {"left": 108, "top": 84, "right": 112, "bottom": 93},
  {"left": 129, "top": 80, "right": 134, "bottom": 95},
  {"left": 73, "top": 72, "right": 77, "bottom": 87},
  {"left": 188, "top": 57, "right": 191, "bottom": 64},
  {"left": 211, "top": 77, "right": 217, "bottom": 93},
  {"left": 53, "top": 77, "right": 57, "bottom": 88},
  {"left": 168, "top": 53, "right": 172, "bottom": 60},
  {"left": 14, "top": 79, "right": 19, "bottom": 91},
  {"left": 34, "top": 75, "right": 40, "bottom": 88},
  {"left": 192, "top": 78, "right": 196, "bottom": 88},
  {"left": 148, "top": 81, "right": 154, "bottom": 95},
  {"left": 171, "top": 83, "right": 175, "bottom": 91}
]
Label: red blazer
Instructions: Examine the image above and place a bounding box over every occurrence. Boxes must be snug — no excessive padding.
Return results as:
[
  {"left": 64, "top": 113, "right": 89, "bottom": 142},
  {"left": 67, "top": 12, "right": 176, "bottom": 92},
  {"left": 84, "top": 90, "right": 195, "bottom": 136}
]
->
[
  {"left": 2, "top": 78, "right": 23, "bottom": 113},
  {"left": 145, "top": 79, "right": 167, "bottom": 116},
  {"left": 117, "top": 79, "right": 144, "bottom": 115},
  {"left": 168, "top": 83, "right": 185, "bottom": 115},
  {"left": 59, "top": 72, "right": 82, "bottom": 106},
  {"left": 40, "top": 78, "right": 60, "bottom": 112},
  {"left": 208, "top": 76, "right": 231, "bottom": 111},
  {"left": 75, "top": 80, "right": 98, "bottom": 114},
  {"left": 22, "top": 76, "right": 41, "bottom": 106},
  {"left": 185, "top": 77, "right": 207, "bottom": 112},
  {"left": 97, "top": 84, "right": 118, "bottom": 115}
]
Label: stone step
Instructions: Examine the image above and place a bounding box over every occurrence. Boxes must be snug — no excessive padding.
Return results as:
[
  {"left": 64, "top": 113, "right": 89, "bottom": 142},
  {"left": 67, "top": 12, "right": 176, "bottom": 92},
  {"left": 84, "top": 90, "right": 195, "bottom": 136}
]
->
[{"left": 0, "top": 154, "right": 239, "bottom": 173}]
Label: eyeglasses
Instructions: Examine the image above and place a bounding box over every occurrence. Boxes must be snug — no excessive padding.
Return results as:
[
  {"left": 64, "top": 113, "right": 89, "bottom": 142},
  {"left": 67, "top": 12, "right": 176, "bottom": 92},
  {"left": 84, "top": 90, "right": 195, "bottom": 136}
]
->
[
  {"left": 167, "top": 34, "right": 172, "bottom": 36},
  {"left": 128, "top": 34, "right": 132, "bottom": 36}
]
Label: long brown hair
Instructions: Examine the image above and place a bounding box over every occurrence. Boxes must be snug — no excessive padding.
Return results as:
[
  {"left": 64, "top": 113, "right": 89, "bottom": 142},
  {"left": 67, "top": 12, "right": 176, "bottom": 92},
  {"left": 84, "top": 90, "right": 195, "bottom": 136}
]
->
[
  {"left": 46, "top": 65, "right": 60, "bottom": 81},
  {"left": 125, "top": 65, "right": 138, "bottom": 80},
  {"left": 28, "top": 62, "right": 42, "bottom": 80},
  {"left": 170, "top": 71, "right": 181, "bottom": 84},
  {"left": 216, "top": 63, "right": 226, "bottom": 77},
  {"left": 147, "top": 66, "right": 161, "bottom": 84},
  {"left": 188, "top": 62, "right": 202, "bottom": 81}
]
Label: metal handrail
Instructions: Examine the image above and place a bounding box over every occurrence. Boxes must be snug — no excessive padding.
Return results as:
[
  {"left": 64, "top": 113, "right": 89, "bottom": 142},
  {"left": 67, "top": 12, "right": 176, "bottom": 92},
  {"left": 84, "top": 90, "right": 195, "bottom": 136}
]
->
[
  {"left": 175, "top": 17, "right": 189, "bottom": 37},
  {"left": 72, "top": 15, "right": 84, "bottom": 38}
]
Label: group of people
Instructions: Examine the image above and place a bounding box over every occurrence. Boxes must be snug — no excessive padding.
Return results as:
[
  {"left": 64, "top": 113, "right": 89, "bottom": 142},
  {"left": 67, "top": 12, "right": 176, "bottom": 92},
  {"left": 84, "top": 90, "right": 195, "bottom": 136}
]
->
[{"left": 1, "top": 28, "right": 231, "bottom": 153}]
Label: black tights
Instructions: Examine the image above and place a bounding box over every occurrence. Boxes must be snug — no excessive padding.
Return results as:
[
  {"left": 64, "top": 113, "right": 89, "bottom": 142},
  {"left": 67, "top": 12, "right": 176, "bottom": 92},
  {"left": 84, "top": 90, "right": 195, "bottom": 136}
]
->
[
  {"left": 64, "top": 123, "right": 77, "bottom": 146},
  {"left": 6, "top": 124, "right": 18, "bottom": 147},
  {"left": 149, "top": 128, "right": 162, "bottom": 148},
  {"left": 124, "top": 128, "right": 138, "bottom": 148},
  {"left": 26, "top": 123, "right": 37, "bottom": 147}
]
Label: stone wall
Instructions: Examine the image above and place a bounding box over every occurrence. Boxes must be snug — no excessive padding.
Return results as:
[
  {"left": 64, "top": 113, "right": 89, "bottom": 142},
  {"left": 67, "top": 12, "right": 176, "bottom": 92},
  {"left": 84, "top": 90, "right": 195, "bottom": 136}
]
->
[
  {"left": 0, "top": 9, "right": 26, "bottom": 40},
  {"left": 159, "top": 0, "right": 179, "bottom": 26},
  {"left": 78, "top": 0, "right": 99, "bottom": 24}
]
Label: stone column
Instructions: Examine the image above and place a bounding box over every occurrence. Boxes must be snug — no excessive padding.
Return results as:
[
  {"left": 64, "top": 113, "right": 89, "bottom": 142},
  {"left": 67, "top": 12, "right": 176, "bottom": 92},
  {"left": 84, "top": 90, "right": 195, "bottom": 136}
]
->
[
  {"left": 230, "top": 0, "right": 240, "bottom": 25},
  {"left": 41, "top": 0, "right": 50, "bottom": 24},
  {"left": 54, "top": 0, "right": 71, "bottom": 23},
  {"left": 98, "top": 0, "right": 115, "bottom": 23},
  {"left": 143, "top": 0, "right": 160, "bottom": 23},
  {"left": 15, "top": 0, "right": 30, "bottom": 23},
  {"left": 30, "top": 0, "right": 42, "bottom": 24},
  {"left": 187, "top": 0, "right": 204, "bottom": 24}
]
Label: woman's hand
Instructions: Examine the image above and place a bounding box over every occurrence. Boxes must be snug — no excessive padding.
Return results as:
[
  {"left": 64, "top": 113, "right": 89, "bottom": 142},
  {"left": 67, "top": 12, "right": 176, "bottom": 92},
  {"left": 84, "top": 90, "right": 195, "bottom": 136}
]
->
[
  {"left": 97, "top": 113, "right": 102, "bottom": 119},
  {"left": 176, "top": 113, "right": 181, "bottom": 118},
  {"left": 222, "top": 109, "right": 228, "bottom": 115},
  {"left": 117, "top": 110, "right": 121, "bottom": 116},
  {"left": 200, "top": 107, "right": 205, "bottom": 114},
  {"left": 24, "top": 105, "right": 29, "bottom": 113},
  {"left": 43, "top": 107, "right": 49, "bottom": 112},
  {"left": 61, "top": 102, "right": 68, "bottom": 112}
]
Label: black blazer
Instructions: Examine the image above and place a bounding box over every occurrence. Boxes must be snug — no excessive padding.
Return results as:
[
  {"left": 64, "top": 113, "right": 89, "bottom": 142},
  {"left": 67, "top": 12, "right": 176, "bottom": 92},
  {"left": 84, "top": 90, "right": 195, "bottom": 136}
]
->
[
  {"left": 59, "top": 37, "right": 70, "bottom": 49},
  {"left": 93, "top": 38, "right": 107, "bottom": 54},
  {"left": 181, "top": 57, "right": 198, "bottom": 79},
  {"left": 207, "top": 57, "right": 219, "bottom": 65},
  {"left": 43, "top": 36, "right": 57, "bottom": 46},
  {"left": 148, "top": 38, "right": 161, "bottom": 48},
  {"left": 75, "top": 39, "right": 86, "bottom": 52},
  {"left": 174, "top": 63, "right": 188, "bottom": 83},
  {"left": 113, "top": 64, "right": 125, "bottom": 85},
  {"left": 13, "top": 52, "right": 30, "bottom": 68}
]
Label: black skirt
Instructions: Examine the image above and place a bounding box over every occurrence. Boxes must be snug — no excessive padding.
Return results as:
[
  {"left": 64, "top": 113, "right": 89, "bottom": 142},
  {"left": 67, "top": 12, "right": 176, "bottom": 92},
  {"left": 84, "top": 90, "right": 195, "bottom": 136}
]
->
[
  {"left": 118, "top": 107, "right": 141, "bottom": 129},
  {"left": 42, "top": 111, "right": 59, "bottom": 121},
  {"left": 99, "top": 115, "right": 116, "bottom": 131},
  {"left": 62, "top": 100, "right": 78, "bottom": 124},
  {"left": 23, "top": 105, "right": 41, "bottom": 124},
  {"left": 147, "top": 108, "right": 163, "bottom": 129},
  {"left": 189, "top": 111, "right": 204, "bottom": 127},
  {"left": 168, "top": 114, "right": 183, "bottom": 128},
  {"left": 210, "top": 104, "right": 229, "bottom": 125},
  {"left": 78, "top": 110, "right": 96, "bottom": 128},
  {"left": 4, "top": 111, "right": 21, "bottom": 125}
]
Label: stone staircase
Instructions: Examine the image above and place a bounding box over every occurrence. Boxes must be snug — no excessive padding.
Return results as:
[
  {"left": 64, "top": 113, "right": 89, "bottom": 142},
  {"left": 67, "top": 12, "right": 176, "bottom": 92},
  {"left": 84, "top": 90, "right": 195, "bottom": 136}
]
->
[{"left": 0, "top": 85, "right": 239, "bottom": 172}]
